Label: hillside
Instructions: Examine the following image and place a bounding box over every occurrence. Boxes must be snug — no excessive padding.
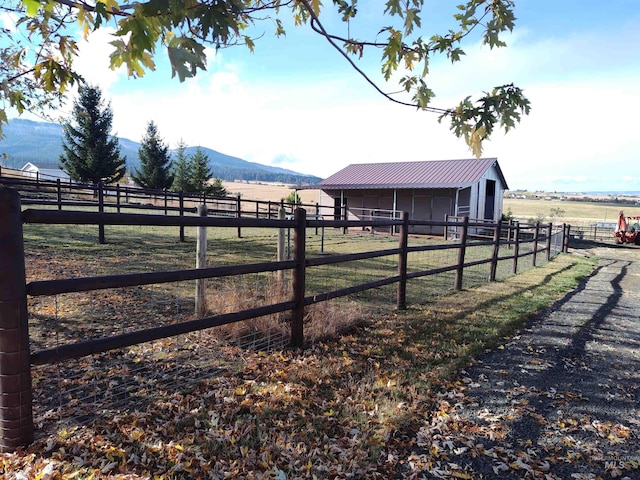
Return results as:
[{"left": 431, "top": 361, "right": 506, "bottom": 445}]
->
[{"left": 0, "top": 118, "right": 322, "bottom": 185}]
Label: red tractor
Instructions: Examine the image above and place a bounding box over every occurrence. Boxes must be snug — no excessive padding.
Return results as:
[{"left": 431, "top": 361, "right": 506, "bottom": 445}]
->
[{"left": 613, "top": 210, "right": 640, "bottom": 245}]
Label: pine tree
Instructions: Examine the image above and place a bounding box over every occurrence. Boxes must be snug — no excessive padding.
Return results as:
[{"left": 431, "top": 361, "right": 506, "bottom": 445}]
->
[
  {"left": 170, "top": 140, "right": 193, "bottom": 192},
  {"left": 132, "top": 121, "right": 173, "bottom": 189},
  {"left": 189, "top": 147, "right": 213, "bottom": 193},
  {"left": 59, "top": 85, "right": 126, "bottom": 184},
  {"left": 209, "top": 177, "right": 227, "bottom": 197}
]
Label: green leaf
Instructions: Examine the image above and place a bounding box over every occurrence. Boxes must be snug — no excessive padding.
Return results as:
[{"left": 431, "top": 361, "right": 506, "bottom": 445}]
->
[
  {"left": 167, "top": 38, "right": 207, "bottom": 82},
  {"left": 21, "top": 0, "right": 41, "bottom": 17}
]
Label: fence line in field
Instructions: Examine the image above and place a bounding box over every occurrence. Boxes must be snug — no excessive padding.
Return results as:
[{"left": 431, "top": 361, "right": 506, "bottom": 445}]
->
[{"left": 0, "top": 187, "right": 570, "bottom": 451}]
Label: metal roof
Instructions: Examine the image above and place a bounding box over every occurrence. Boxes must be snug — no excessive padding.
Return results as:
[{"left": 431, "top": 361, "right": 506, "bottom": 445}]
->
[{"left": 313, "top": 158, "right": 507, "bottom": 190}]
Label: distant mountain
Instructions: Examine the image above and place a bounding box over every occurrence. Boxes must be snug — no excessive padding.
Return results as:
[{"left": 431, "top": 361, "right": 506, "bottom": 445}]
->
[{"left": 0, "top": 118, "right": 322, "bottom": 185}]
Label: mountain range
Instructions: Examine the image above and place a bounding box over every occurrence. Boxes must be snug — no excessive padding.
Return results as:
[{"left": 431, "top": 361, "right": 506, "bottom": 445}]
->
[{"left": 0, "top": 118, "right": 322, "bottom": 185}]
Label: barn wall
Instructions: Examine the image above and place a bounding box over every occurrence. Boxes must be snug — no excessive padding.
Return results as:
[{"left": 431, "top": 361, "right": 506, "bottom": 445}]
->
[
  {"left": 477, "top": 165, "right": 506, "bottom": 220},
  {"left": 319, "top": 188, "right": 458, "bottom": 235}
]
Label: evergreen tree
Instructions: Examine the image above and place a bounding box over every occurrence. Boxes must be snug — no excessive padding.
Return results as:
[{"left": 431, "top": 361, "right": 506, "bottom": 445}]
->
[
  {"left": 59, "top": 85, "right": 126, "bottom": 184},
  {"left": 170, "top": 140, "right": 192, "bottom": 192},
  {"left": 132, "top": 121, "right": 173, "bottom": 189},
  {"left": 170, "top": 143, "right": 226, "bottom": 195},
  {"left": 209, "top": 177, "right": 227, "bottom": 197},
  {"left": 189, "top": 147, "right": 213, "bottom": 193}
]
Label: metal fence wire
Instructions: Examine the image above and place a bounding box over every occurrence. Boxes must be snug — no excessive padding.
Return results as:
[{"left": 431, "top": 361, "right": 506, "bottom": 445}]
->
[{"left": 0, "top": 189, "right": 570, "bottom": 449}]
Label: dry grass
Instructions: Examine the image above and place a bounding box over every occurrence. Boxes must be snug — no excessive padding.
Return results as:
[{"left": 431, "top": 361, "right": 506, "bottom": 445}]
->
[
  {"left": 223, "top": 181, "right": 320, "bottom": 205},
  {"left": 504, "top": 197, "right": 640, "bottom": 225}
]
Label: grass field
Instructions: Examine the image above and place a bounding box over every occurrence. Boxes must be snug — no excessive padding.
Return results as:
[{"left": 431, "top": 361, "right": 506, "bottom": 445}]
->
[
  {"left": 503, "top": 197, "right": 640, "bottom": 225},
  {"left": 223, "top": 181, "right": 320, "bottom": 205}
]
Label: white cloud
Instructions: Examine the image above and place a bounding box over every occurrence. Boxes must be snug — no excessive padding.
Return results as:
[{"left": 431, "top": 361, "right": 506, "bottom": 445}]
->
[{"left": 73, "top": 28, "right": 127, "bottom": 92}]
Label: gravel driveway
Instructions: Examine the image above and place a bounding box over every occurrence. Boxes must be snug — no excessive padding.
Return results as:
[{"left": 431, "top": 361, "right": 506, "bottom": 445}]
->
[{"left": 413, "top": 246, "right": 640, "bottom": 479}]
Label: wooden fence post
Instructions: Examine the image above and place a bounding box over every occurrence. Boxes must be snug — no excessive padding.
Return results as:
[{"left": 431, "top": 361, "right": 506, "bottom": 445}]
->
[
  {"left": 342, "top": 203, "right": 348, "bottom": 235},
  {"left": 195, "top": 205, "right": 208, "bottom": 317},
  {"left": 454, "top": 216, "right": 469, "bottom": 290},
  {"left": 164, "top": 189, "right": 168, "bottom": 215},
  {"left": 179, "top": 192, "right": 185, "bottom": 242},
  {"left": 546, "top": 223, "right": 553, "bottom": 260},
  {"left": 98, "top": 181, "right": 105, "bottom": 244},
  {"left": 290, "top": 208, "right": 306, "bottom": 347},
  {"left": 532, "top": 222, "right": 540, "bottom": 267},
  {"left": 56, "top": 179, "right": 62, "bottom": 210},
  {"left": 397, "top": 211, "right": 409, "bottom": 309},
  {"left": 116, "top": 184, "right": 121, "bottom": 214},
  {"left": 0, "top": 188, "right": 34, "bottom": 452},
  {"left": 489, "top": 220, "right": 502, "bottom": 281},
  {"left": 507, "top": 219, "right": 513, "bottom": 249},
  {"left": 236, "top": 194, "right": 242, "bottom": 238},
  {"left": 563, "top": 223, "right": 570, "bottom": 252},
  {"left": 443, "top": 213, "right": 449, "bottom": 240},
  {"left": 512, "top": 222, "right": 521, "bottom": 274},
  {"left": 277, "top": 207, "right": 286, "bottom": 291}
]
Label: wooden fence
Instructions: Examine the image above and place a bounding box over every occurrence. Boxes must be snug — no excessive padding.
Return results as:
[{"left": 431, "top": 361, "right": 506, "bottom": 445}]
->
[
  {"left": 0, "top": 186, "right": 569, "bottom": 451},
  {"left": 0, "top": 167, "right": 321, "bottom": 227}
]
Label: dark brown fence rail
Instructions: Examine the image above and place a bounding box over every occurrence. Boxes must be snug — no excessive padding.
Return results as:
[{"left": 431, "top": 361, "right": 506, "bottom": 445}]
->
[
  {"left": 0, "top": 186, "right": 569, "bottom": 451},
  {"left": 0, "top": 168, "right": 321, "bottom": 223}
]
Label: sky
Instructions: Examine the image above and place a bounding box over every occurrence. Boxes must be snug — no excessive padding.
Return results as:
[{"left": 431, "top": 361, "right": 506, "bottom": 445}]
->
[{"left": 6, "top": 0, "right": 640, "bottom": 192}]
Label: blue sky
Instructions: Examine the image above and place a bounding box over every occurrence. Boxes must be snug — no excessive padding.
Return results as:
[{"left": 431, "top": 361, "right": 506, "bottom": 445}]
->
[{"left": 6, "top": 0, "right": 640, "bottom": 192}]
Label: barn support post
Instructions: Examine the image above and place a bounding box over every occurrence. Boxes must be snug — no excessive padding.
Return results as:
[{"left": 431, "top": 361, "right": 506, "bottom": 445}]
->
[
  {"left": 290, "top": 208, "right": 307, "bottom": 347},
  {"left": 546, "top": 224, "right": 553, "bottom": 260},
  {"left": 454, "top": 216, "right": 469, "bottom": 291},
  {"left": 489, "top": 220, "right": 502, "bottom": 281},
  {"left": 195, "top": 205, "right": 208, "bottom": 317},
  {"left": 397, "top": 211, "right": 409, "bottom": 310},
  {"left": 532, "top": 222, "right": 540, "bottom": 267},
  {"left": 512, "top": 222, "right": 521, "bottom": 274},
  {"left": 98, "top": 181, "right": 105, "bottom": 244},
  {"left": 0, "top": 188, "right": 34, "bottom": 452}
]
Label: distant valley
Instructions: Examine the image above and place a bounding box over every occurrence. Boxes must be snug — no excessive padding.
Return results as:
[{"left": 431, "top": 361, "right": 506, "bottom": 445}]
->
[{"left": 0, "top": 118, "right": 322, "bottom": 185}]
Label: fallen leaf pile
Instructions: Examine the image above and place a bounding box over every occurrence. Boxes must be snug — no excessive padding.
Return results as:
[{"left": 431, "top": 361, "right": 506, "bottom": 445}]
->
[{"left": 4, "top": 230, "right": 636, "bottom": 479}]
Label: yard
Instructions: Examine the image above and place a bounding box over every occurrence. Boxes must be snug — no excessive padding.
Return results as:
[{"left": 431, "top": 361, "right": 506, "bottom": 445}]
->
[{"left": 0, "top": 212, "right": 595, "bottom": 478}]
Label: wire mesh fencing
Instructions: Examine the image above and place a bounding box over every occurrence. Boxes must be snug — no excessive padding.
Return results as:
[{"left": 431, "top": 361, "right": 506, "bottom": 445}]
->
[{"left": 18, "top": 212, "right": 569, "bottom": 442}]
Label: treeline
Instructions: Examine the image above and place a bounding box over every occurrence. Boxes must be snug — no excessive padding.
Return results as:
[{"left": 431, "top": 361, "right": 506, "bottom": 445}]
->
[
  {"left": 212, "top": 167, "right": 320, "bottom": 185},
  {"left": 565, "top": 197, "right": 639, "bottom": 205}
]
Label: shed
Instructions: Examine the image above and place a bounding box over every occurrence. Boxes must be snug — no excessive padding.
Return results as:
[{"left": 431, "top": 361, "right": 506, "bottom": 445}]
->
[
  {"left": 311, "top": 158, "right": 508, "bottom": 235},
  {"left": 20, "top": 162, "right": 70, "bottom": 182}
]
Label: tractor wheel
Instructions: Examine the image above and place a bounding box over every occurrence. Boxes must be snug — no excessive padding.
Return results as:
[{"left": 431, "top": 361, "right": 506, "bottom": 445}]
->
[{"left": 635, "top": 235, "right": 640, "bottom": 246}]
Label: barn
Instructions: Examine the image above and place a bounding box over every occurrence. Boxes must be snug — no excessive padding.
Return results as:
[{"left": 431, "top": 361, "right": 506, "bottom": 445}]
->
[
  {"left": 311, "top": 158, "right": 508, "bottom": 235},
  {"left": 20, "top": 162, "right": 70, "bottom": 182}
]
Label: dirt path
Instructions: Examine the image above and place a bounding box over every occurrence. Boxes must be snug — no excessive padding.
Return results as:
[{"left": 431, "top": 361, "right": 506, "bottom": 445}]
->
[{"left": 412, "top": 246, "right": 640, "bottom": 479}]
